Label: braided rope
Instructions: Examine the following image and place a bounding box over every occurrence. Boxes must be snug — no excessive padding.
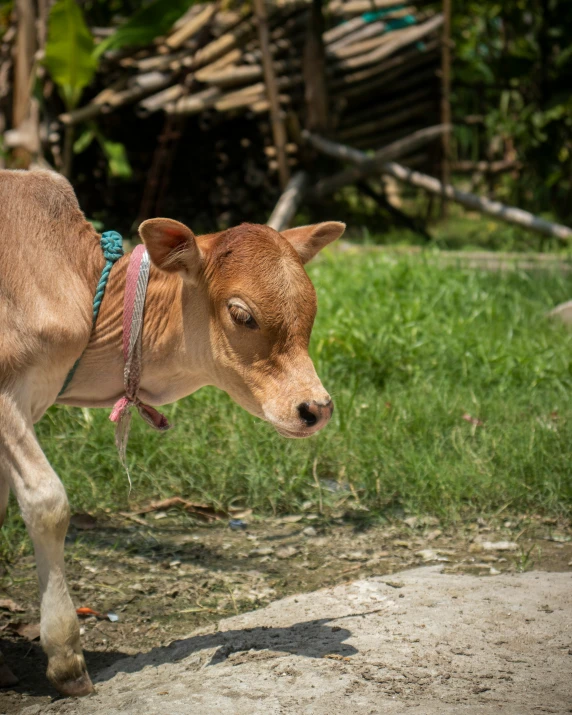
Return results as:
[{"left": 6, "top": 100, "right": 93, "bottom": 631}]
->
[
  {"left": 58, "top": 231, "right": 124, "bottom": 396},
  {"left": 109, "top": 246, "right": 170, "bottom": 488}
]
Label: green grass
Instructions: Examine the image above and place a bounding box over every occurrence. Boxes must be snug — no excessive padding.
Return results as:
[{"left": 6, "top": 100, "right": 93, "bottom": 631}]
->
[{"left": 3, "top": 248, "right": 572, "bottom": 559}]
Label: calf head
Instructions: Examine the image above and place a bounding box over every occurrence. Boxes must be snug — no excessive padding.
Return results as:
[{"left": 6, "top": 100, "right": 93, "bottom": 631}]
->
[{"left": 139, "top": 219, "right": 345, "bottom": 437}]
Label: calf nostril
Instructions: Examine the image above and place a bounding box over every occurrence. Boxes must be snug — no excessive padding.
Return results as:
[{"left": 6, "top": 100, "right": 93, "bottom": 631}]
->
[{"left": 298, "top": 402, "right": 318, "bottom": 427}]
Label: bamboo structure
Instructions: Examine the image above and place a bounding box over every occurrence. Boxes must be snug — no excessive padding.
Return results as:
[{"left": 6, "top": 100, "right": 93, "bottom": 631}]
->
[{"left": 2, "top": 0, "right": 447, "bottom": 227}]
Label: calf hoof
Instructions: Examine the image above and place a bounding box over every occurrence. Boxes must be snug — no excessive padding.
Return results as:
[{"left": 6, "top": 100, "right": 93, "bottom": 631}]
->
[
  {"left": 53, "top": 671, "right": 94, "bottom": 698},
  {"left": 48, "top": 655, "right": 94, "bottom": 697}
]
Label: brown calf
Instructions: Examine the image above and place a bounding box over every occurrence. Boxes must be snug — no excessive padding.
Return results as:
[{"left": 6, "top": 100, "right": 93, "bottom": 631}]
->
[{"left": 0, "top": 169, "right": 345, "bottom": 696}]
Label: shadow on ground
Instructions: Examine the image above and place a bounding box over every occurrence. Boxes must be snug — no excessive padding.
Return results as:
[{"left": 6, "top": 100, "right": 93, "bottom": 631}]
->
[{"left": 1, "top": 617, "right": 356, "bottom": 699}]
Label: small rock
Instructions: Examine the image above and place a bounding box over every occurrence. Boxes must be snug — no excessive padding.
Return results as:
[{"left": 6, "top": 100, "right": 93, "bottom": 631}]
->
[
  {"left": 489, "top": 567, "right": 501, "bottom": 575},
  {"left": 229, "top": 519, "right": 248, "bottom": 530},
  {"left": 302, "top": 526, "right": 318, "bottom": 537},
  {"left": 393, "top": 540, "right": 411, "bottom": 549},
  {"left": 547, "top": 534, "right": 571, "bottom": 543},
  {"left": 340, "top": 551, "right": 368, "bottom": 562},
  {"left": 481, "top": 541, "right": 518, "bottom": 552},
  {"left": 384, "top": 580, "right": 404, "bottom": 589},
  {"left": 70, "top": 512, "right": 98, "bottom": 530},
  {"left": 547, "top": 300, "right": 572, "bottom": 326},
  {"left": 278, "top": 515, "right": 303, "bottom": 524},
  {"left": 426, "top": 529, "right": 442, "bottom": 542},
  {"left": 249, "top": 547, "right": 275, "bottom": 557},
  {"left": 416, "top": 549, "right": 449, "bottom": 563},
  {"left": 276, "top": 546, "right": 299, "bottom": 559}
]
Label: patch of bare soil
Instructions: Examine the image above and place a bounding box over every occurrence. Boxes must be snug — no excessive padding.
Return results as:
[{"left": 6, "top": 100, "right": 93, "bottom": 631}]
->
[{"left": 0, "top": 511, "right": 571, "bottom": 713}]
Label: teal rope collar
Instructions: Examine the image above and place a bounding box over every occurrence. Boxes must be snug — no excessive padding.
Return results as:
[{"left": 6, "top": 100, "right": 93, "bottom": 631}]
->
[{"left": 58, "top": 231, "right": 124, "bottom": 396}]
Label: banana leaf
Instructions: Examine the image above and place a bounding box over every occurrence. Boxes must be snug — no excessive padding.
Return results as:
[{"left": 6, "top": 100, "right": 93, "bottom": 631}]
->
[{"left": 45, "top": 0, "right": 97, "bottom": 110}]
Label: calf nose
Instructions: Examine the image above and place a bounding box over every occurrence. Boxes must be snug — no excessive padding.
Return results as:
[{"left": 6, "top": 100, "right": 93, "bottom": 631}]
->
[{"left": 297, "top": 399, "right": 334, "bottom": 430}]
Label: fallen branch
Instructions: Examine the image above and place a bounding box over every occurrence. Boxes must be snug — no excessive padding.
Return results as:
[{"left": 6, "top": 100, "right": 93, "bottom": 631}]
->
[
  {"left": 305, "top": 131, "right": 572, "bottom": 240},
  {"left": 267, "top": 170, "right": 308, "bottom": 230},
  {"left": 382, "top": 162, "right": 572, "bottom": 240},
  {"left": 305, "top": 124, "right": 449, "bottom": 198}
]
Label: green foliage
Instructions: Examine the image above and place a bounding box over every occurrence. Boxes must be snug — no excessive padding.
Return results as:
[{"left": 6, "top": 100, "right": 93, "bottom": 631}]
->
[
  {"left": 94, "top": 0, "right": 196, "bottom": 57},
  {"left": 452, "top": 0, "right": 572, "bottom": 220},
  {"left": 74, "top": 124, "right": 132, "bottom": 178},
  {"left": 45, "top": 0, "right": 196, "bottom": 107},
  {"left": 101, "top": 138, "right": 132, "bottom": 177},
  {"left": 44, "top": 0, "right": 97, "bottom": 110}
]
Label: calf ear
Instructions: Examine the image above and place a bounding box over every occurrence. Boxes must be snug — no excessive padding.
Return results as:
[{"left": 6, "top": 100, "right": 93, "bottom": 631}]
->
[
  {"left": 281, "top": 221, "right": 346, "bottom": 264},
  {"left": 139, "top": 218, "right": 202, "bottom": 279}
]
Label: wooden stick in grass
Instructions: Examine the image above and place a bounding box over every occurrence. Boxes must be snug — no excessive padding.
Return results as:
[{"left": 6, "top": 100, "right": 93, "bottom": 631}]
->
[{"left": 267, "top": 171, "right": 308, "bottom": 231}]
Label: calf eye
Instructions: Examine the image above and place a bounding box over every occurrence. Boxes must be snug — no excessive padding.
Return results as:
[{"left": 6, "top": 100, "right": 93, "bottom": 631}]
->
[{"left": 229, "top": 303, "right": 259, "bottom": 330}]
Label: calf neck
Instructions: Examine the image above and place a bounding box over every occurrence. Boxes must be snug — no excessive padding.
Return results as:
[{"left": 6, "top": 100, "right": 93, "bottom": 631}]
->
[{"left": 0, "top": 169, "right": 344, "bottom": 695}]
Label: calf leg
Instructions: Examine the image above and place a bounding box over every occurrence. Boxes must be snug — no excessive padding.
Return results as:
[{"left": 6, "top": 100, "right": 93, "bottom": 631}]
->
[{"left": 0, "top": 392, "right": 93, "bottom": 697}]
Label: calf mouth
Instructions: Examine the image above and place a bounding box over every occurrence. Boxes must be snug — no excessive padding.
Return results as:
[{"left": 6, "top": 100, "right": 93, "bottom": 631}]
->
[{"left": 274, "top": 425, "right": 316, "bottom": 439}]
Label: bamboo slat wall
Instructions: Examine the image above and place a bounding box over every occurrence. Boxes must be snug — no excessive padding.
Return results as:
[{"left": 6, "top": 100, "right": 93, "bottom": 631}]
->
[{"left": 0, "top": 0, "right": 444, "bottom": 228}]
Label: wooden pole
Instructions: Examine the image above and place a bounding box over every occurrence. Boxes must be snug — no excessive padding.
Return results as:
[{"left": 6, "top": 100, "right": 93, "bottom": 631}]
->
[
  {"left": 12, "top": 0, "right": 36, "bottom": 167},
  {"left": 253, "top": 0, "right": 290, "bottom": 189},
  {"left": 303, "top": 0, "right": 329, "bottom": 133},
  {"left": 303, "top": 131, "right": 572, "bottom": 240},
  {"left": 440, "top": 0, "right": 452, "bottom": 217},
  {"left": 267, "top": 171, "right": 308, "bottom": 230}
]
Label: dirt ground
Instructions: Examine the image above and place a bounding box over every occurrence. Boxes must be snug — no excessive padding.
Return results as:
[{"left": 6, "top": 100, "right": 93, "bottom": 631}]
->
[{"left": 1, "top": 511, "right": 571, "bottom": 713}]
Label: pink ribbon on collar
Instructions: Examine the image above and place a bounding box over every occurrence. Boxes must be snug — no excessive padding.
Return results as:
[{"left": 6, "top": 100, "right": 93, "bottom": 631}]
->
[{"left": 110, "top": 244, "right": 170, "bottom": 464}]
